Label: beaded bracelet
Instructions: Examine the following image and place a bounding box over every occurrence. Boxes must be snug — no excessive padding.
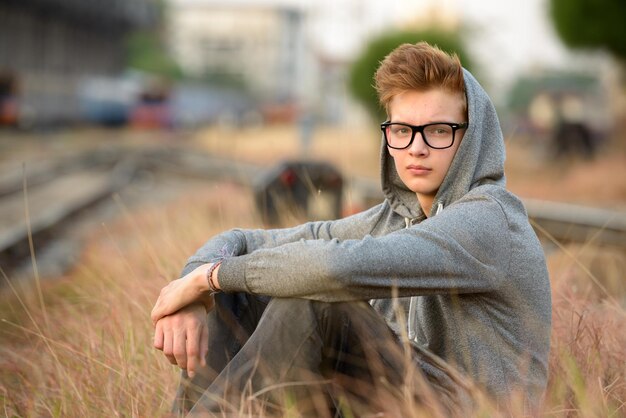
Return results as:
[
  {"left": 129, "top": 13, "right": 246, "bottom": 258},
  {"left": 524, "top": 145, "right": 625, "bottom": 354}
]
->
[{"left": 206, "top": 261, "right": 222, "bottom": 294}]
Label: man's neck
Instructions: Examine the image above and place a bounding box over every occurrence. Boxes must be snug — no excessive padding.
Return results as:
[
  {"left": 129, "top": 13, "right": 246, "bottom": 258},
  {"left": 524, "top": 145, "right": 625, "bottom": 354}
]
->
[{"left": 417, "top": 194, "right": 433, "bottom": 218}]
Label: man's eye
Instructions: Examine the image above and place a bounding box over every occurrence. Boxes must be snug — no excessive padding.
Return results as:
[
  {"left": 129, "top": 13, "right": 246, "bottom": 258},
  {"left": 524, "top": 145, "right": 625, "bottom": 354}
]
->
[
  {"left": 393, "top": 127, "right": 411, "bottom": 135},
  {"left": 426, "top": 125, "right": 452, "bottom": 136}
]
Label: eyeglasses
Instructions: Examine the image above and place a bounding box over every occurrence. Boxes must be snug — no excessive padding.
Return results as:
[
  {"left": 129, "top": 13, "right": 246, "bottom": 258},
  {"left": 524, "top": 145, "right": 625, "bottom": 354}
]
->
[{"left": 380, "top": 121, "right": 469, "bottom": 150}]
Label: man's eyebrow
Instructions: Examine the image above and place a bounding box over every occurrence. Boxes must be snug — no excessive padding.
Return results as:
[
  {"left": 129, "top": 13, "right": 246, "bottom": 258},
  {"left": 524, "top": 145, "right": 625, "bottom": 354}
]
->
[{"left": 387, "top": 120, "right": 456, "bottom": 125}]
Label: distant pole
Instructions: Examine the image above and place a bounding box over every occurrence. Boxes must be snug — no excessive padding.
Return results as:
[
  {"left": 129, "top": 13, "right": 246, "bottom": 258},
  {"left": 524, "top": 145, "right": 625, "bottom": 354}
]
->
[{"left": 298, "top": 109, "right": 315, "bottom": 157}]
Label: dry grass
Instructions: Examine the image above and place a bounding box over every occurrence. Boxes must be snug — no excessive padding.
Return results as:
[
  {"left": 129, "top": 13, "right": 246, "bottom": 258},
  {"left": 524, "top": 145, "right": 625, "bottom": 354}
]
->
[
  {"left": 504, "top": 136, "right": 626, "bottom": 210},
  {"left": 0, "top": 182, "right": 256, "bottom": 417},
  {"left": 1, "top": 125, "right": 625, "bottom": 417},
  {"left": 543, "top": 243, "right": 626, "bottom": 417}
]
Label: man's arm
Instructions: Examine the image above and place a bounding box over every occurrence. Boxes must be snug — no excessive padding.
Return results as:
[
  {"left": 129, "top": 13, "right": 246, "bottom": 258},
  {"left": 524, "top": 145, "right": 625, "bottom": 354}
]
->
[
  {"left": 180, "top": 203, "right": 386, "bottom": 276},
  {"left": 153, "top": 204, "right": 387, "bottom": 373},
  {"left": 216, "top": 194, "right": 512, "bottom": 301}
]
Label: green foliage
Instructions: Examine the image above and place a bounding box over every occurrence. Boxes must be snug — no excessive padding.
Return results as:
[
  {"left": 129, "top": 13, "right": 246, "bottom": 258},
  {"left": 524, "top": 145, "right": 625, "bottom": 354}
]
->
[
  {"left": 348, "top": 29, "right": 473, "bottom": 121},
  {"left": 126, "top": 30, "right": 183, "bottom": 79},
  {"left": 201, "top": 71, "right": 249, "bottom": 91},
  {"left": 550, "top": 0, "right": 626, "bottom": 60}
]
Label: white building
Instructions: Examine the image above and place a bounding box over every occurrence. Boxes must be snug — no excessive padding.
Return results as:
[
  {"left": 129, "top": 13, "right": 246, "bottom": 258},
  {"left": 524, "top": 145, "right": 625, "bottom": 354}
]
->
[
  {"left": 169, "top": 0, "right": 609, "bottom": 124},
  {"left": 166, "top": 0, "right": 311, "bottom": 105},
  {"left": 165, "top": 0, "right": 452, "bottom": 124}
]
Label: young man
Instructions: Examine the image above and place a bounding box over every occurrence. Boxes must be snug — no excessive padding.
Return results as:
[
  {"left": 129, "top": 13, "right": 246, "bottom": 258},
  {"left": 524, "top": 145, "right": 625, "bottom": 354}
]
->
[{"left": 152, "top": 42, "right": 551, "bottom": 416}]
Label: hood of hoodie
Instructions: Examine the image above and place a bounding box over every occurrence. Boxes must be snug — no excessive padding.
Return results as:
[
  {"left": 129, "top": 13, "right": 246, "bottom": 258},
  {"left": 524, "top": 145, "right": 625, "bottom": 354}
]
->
[{"left": 381, "top": 69, "right": 506, "bottom": 219}]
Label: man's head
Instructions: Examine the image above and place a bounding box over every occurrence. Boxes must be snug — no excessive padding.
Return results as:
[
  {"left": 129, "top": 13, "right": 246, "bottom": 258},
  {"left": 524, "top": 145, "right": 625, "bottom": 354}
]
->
[
  {"left": 375, "top": 42, "right": 468, "bottom": 216},
  {"left": 375, "top": 42, "right": 466, "bottom": 117}
]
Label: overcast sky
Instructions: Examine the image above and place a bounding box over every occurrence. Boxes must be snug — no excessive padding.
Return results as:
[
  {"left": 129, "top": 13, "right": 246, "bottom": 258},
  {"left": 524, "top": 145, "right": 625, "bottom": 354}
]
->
[{"left": 454, "top": 0, "right": 575, "bottom": 91}]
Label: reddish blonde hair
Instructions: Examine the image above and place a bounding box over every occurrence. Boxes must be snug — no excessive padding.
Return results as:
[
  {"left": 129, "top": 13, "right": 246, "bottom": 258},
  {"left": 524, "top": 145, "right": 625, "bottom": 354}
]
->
[{"left": 374, "top": 42, "right": 466, "bottom": 115}]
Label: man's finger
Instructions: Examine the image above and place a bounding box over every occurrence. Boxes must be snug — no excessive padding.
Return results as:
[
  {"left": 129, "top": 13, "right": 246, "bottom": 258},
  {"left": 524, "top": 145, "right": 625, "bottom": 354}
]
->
[
  {"left": 200, "top": 320, "right": 209, "bottom": 368},
  {"left": 154, "top": 321, "right": 164, "bottom": 350},
  {"left": 163, "top": 328, "right": 177, "bottom": 365},
  {"left": 165, "top": 353, "right": 177, "bottom": 365},
  {"left": 173, "top": 327, "right": 187, "bottom": 371},
  {"left": 186, "top": 324, "right": 200, "bottom": 378},
  {"left": 151, "top": 301, "right": 166, "bottom": 325}
]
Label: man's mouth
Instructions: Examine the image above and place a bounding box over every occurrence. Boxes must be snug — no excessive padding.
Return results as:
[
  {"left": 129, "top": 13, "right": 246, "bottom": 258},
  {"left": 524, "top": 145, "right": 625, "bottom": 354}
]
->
[{"left": 406, "top": 164, "right": 432, "bottom": 174}]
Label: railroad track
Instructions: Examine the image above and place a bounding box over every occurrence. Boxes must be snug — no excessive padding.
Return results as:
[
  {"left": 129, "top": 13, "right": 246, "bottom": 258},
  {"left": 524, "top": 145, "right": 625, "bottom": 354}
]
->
[
  {"left": 0, "top": 144, "right": 262, "bottom": 277},
  {"left": 137, "top": 149, "right": 626, "bottom": 249},
  {"left": 1, "top": 146, "right": 624, "bottom": 279},
  {"left": 0, "top": 149, "right": 137, "bottom": 276}
]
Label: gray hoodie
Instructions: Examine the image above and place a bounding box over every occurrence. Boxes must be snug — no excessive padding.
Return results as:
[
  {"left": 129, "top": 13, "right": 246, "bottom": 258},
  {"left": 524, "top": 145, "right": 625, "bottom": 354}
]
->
[{"left": 182, "top": 70, "right": 551, "bottom": 404}]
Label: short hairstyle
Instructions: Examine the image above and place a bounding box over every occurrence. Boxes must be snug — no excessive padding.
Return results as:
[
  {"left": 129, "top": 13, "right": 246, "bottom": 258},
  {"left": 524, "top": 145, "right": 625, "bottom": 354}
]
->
[{"left": 374, "top": 42, "right": 466, "bottom": 115}]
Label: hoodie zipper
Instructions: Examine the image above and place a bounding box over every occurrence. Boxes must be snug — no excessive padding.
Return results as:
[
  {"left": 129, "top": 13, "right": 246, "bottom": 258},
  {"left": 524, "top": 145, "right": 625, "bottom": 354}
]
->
[{"left": 406, "top": 202, "right": 444, "bottom": 341}]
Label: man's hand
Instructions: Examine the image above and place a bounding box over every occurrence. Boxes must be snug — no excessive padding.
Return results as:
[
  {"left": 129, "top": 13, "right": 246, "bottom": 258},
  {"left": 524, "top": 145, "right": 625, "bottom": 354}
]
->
[
  {"left": 153, "top": 302, "right": 209, "bottom": 378},
  {"left": 151, "top": 264, "right": 214, "bottom": 325}
]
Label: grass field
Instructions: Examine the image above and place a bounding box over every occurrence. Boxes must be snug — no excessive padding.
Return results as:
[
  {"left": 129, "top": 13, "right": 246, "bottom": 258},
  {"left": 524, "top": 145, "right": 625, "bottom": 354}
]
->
[{"left": 0, "top": 124, "right": 625, "bottom": 417}]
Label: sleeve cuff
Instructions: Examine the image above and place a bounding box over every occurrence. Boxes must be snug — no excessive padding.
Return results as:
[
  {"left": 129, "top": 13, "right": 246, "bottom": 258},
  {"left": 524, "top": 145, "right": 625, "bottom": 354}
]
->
[{"left": 217, "top": 255, "right": 250, "bottom": 293}]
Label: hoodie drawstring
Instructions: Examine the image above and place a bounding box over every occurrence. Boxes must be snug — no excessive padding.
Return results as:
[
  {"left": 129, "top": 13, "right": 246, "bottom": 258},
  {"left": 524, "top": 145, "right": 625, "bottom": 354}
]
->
[
  {"left": 407, "top": 202, "right": 444, "bottom": 341},
  {"left": 436, "top": 202, "right": 444, "bottom": 216},
  {"left": 406, "top": 216, "right": 417, "bottom": 340}
]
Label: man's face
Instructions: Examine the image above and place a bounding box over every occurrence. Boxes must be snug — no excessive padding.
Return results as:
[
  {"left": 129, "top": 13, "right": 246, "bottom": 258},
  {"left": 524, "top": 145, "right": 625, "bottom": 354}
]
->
[{"left": 387, "top": 89, "right": 466, "bottom": 207}]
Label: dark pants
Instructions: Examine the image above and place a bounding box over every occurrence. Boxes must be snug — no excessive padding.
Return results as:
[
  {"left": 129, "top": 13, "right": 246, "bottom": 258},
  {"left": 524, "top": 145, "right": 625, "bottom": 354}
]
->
[{"left": 172, "top": 294, "right": 467, "bottom": 417}]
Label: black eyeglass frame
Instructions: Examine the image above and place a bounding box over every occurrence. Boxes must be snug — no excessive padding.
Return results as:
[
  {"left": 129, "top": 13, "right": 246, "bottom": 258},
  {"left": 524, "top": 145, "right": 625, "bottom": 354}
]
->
[{"left": 380, "top": 121, "right": 469, "bottom": 150}]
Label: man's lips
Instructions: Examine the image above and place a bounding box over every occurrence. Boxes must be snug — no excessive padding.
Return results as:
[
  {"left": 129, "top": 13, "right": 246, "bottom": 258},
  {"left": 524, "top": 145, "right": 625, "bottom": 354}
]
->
[{"left": 406, "top": 164, "right": 432, "bottom": 174}]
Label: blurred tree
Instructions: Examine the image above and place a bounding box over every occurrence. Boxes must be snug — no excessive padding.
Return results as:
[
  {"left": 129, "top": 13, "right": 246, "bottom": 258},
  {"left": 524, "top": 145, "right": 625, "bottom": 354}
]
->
[
  {"left": 549, "top": 0, "right": 626, "bottom": 61},
  {"left": 550, "top": 0, "right": 626, "bottom": 143},
  {"left": 125, "top": 0, "right": 181, "bottom": 79},
  {"left": 126, "top": 30, "right": 182, "bottom": 79},
  {"left": 201, "top": 71, "right": 249, "bottom": 91},
  {"left": 348, "top": 29, "right": 473, "bottom": 121}
]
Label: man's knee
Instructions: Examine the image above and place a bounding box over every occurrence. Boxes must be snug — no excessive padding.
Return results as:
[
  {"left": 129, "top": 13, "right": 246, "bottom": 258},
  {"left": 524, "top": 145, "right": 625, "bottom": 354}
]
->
[
  {"left": 266, "top": 298, "right": 368, "bottom": 313},
  {"left": 260, "top": 298, "right": 321, "bottom": 326},
  {"left": 265, "top": 297, "right": 320, "bottom": 311},
  {"left": 263, "top": 297, "right": 358, "bottom": 320},
  {"left": 260, "top": 298, "right": 375, "bottom": 337}
]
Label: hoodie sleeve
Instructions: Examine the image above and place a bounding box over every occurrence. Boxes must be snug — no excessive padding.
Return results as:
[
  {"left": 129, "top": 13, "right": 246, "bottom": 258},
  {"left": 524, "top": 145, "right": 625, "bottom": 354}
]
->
[
  {"left": 217, "top": 192, "right": 512, "bottom": 301},
  {"left": 180, "top": 203, "right": 387, "bottom": 276}
]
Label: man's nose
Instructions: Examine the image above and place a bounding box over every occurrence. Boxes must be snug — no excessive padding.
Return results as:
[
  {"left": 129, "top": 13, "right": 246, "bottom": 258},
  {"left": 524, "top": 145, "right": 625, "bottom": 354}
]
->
[{"left": 408, "top": 133, "right": 429, "bottom": 156}]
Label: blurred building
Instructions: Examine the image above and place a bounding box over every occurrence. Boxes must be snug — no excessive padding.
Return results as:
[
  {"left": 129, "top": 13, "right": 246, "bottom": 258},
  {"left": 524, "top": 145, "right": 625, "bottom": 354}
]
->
[
  {"left": 165, "top": 0, "right": 465, "bottom": 126},
  {"left": 505, "top": 70, "right": 612, "bottom": 157},
  {"left": 166, "top": 0, "right": 310, "bottom": 116},
  {"left": 0, "top": 0, "right": 157, "bottom": 127}
]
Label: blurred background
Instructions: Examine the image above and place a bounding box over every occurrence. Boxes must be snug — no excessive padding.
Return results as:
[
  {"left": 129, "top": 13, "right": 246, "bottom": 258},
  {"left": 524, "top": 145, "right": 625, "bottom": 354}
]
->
[
  {"left": 1, "top": 0, "right": 625, "bottom": 133},
  {"left": 1, "top": 2, "right": 626, "bottom": 416},
  {"left": 0, "top": 0, "right": 625, "bottom": 279}
]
